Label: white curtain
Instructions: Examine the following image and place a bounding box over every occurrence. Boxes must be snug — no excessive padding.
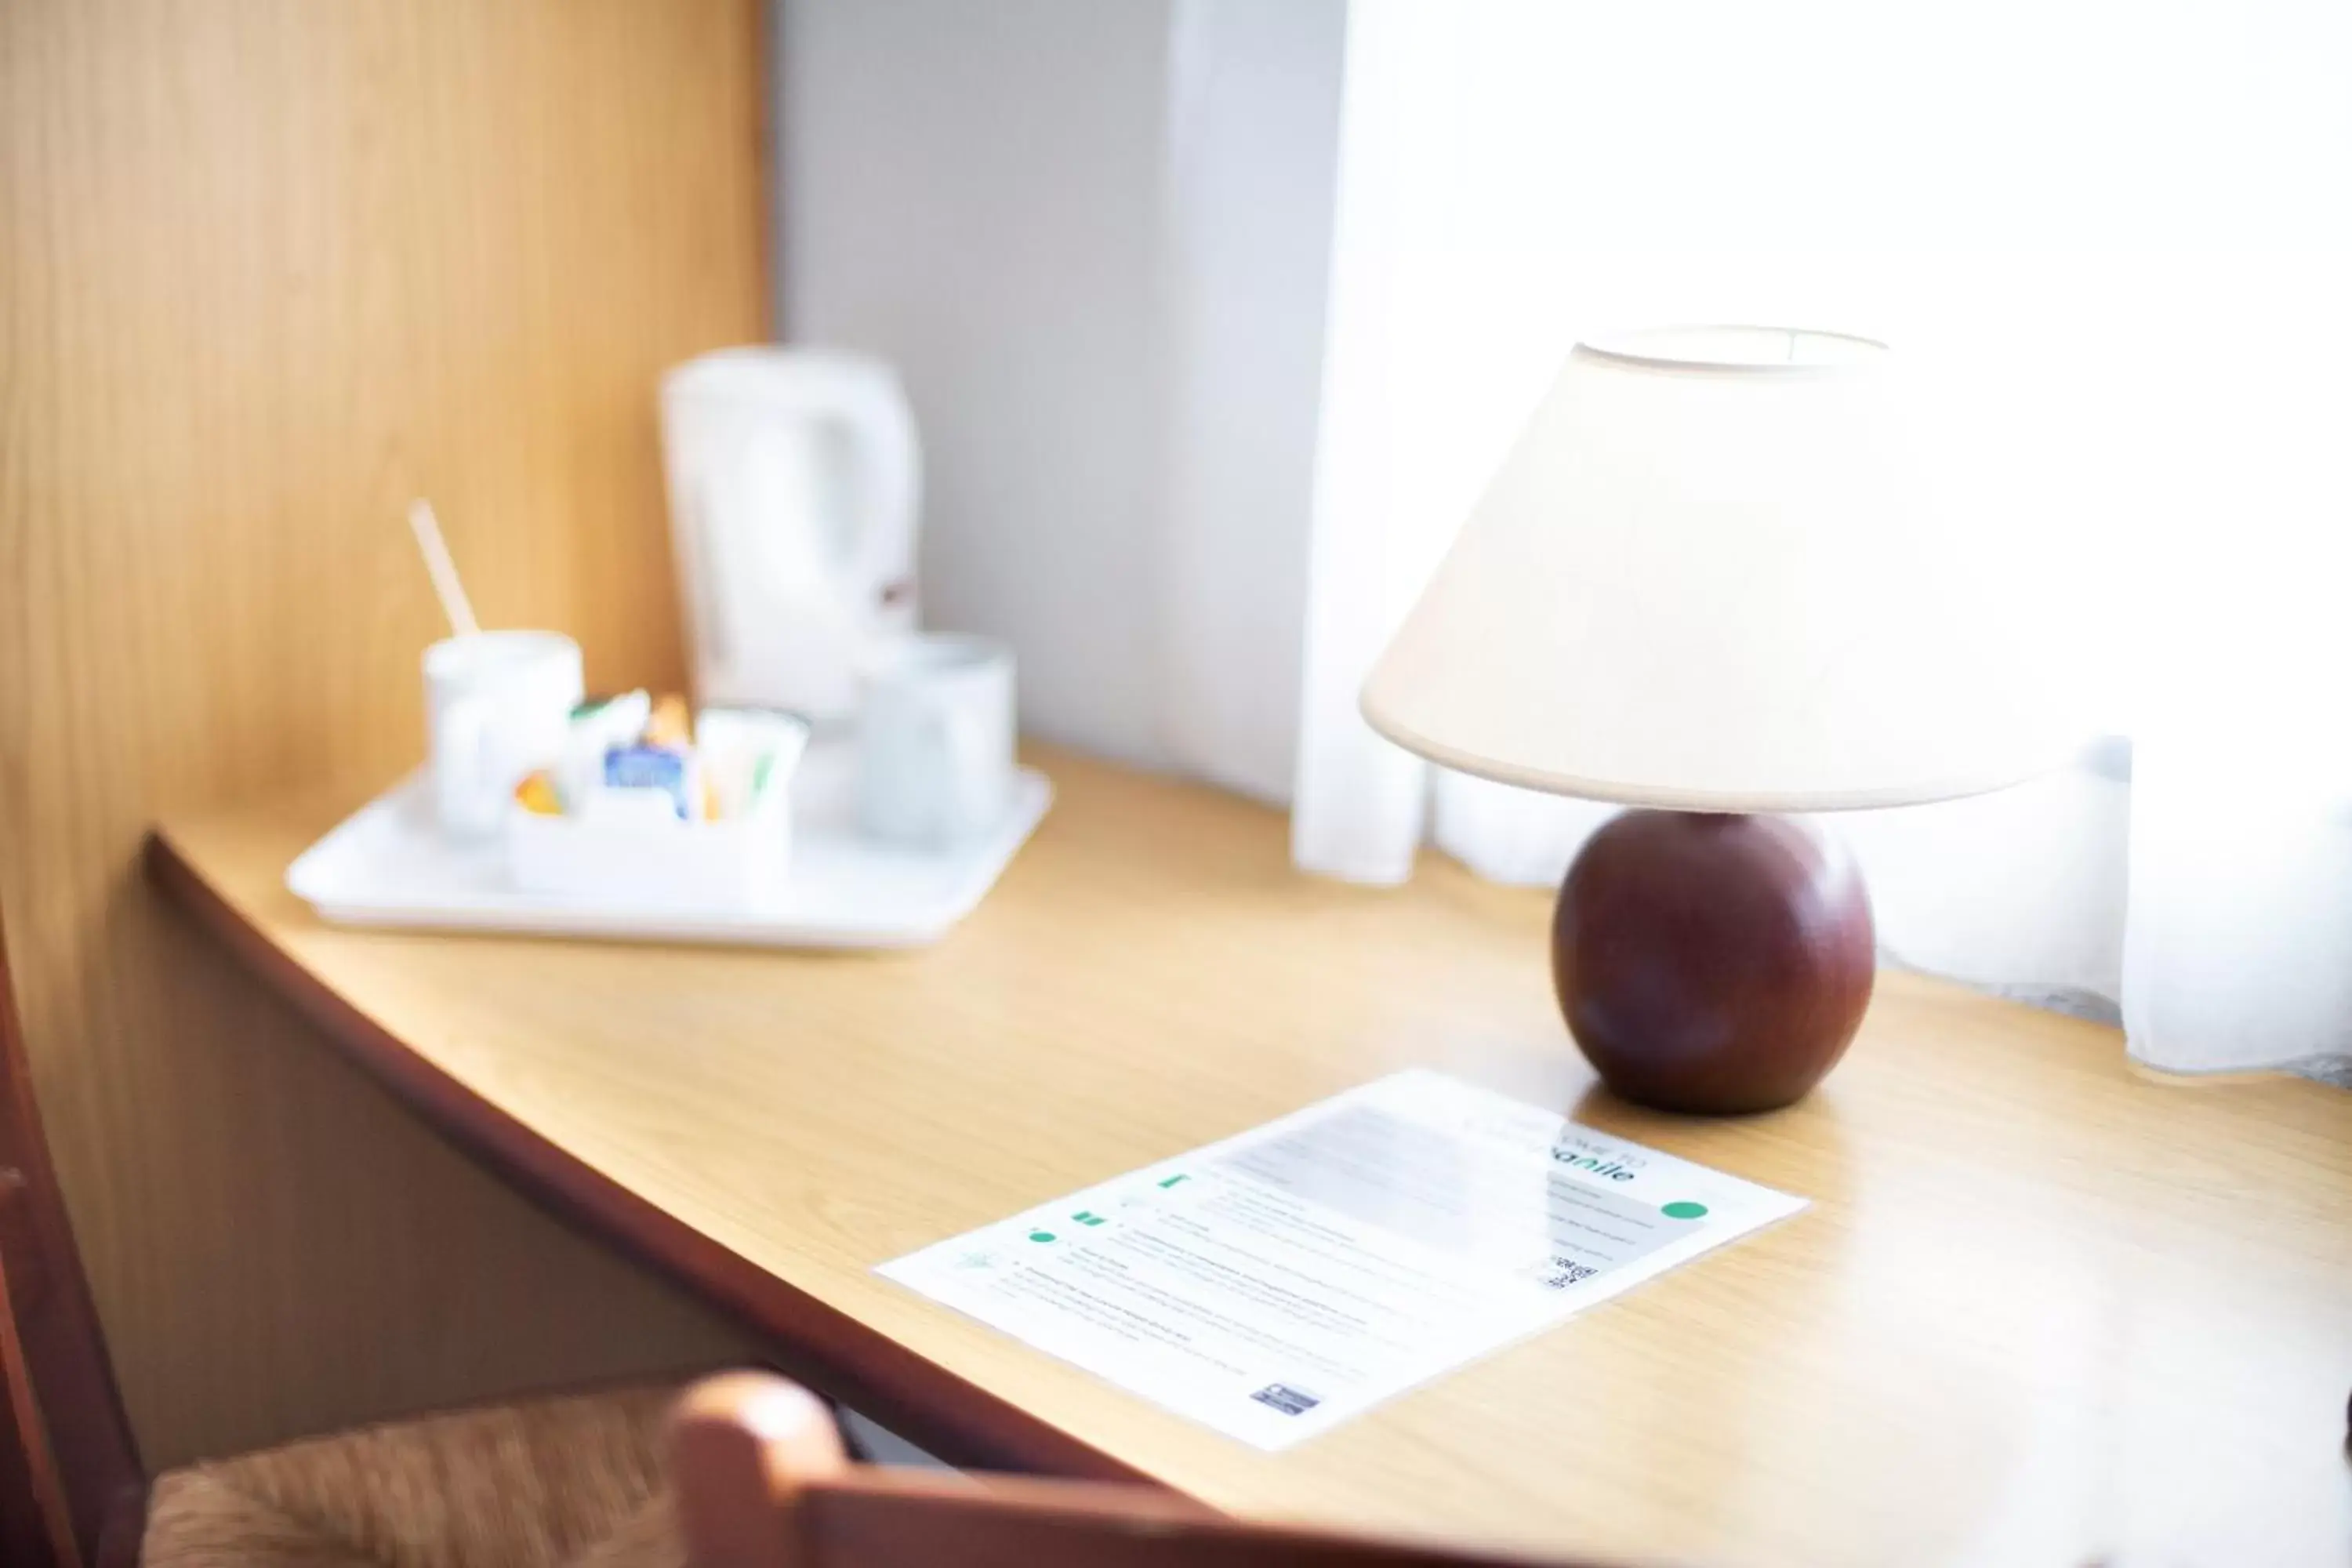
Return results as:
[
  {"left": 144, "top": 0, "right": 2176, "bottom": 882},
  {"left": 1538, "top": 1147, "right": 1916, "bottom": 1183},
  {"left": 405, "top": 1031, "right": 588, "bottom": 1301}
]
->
[{"left": 1294, "top": 0, "right": 2352, "bottom": 1080}]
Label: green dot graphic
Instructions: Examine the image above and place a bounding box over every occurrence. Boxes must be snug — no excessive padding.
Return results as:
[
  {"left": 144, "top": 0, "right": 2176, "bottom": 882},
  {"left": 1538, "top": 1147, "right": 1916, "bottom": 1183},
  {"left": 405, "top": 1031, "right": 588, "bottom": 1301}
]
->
[
  {"left": 1661, "top": 1201, "right": 1708, "bottom": 1220},
  {"left": 1028, "top": 1230, "right": 1056, "bottom": 1243}
]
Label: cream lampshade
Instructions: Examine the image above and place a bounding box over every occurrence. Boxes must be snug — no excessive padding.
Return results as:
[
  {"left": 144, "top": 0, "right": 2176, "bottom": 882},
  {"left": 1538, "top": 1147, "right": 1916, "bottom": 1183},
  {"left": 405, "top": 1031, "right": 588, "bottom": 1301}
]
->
[{"left": 1363, "top": 325, "right": 2070, "bottom": 1113}]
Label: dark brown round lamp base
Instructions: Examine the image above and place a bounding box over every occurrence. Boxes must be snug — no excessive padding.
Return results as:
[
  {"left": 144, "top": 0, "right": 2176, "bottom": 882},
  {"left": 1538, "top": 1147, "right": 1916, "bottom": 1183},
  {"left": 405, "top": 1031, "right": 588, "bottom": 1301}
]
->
[{"left": 1552, "top": 810, "right": 1875, "bottom": 1115}]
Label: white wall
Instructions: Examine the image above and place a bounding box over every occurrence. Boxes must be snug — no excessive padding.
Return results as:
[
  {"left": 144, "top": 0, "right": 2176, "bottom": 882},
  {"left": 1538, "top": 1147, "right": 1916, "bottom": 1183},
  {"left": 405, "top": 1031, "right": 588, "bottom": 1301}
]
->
[{"left": 774, "top": 0, "right": 1344, "bottom": 798}]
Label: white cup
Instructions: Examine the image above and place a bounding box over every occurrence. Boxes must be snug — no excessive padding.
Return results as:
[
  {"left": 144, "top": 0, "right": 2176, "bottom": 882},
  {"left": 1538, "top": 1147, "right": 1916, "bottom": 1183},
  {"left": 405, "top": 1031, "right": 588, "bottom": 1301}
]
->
[
  {"left": 857, "top": 634, "right": 1015, "bottom": 848},
  {"left": 423, "top": 630, "right": 585, "bottom": 839}
]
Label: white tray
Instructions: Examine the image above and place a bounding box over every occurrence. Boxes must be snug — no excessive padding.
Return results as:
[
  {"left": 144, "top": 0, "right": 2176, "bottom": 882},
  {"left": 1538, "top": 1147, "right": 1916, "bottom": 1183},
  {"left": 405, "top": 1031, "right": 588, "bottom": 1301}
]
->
[{"left": 286, "top": 744, "right": 1052, "bottom": 949}]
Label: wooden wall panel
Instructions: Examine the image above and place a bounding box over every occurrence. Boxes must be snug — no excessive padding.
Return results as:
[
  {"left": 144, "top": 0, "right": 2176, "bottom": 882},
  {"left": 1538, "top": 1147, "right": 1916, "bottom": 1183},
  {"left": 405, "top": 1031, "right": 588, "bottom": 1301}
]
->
[{"left": 0, "top": 0, "right": 768, "bottom": 1465}]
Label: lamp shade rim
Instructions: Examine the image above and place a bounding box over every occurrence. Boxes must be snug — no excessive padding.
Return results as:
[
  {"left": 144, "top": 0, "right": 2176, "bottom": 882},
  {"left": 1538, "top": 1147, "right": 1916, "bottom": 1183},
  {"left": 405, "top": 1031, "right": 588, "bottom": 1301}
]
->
[
  {"left": 1359, "top": 693, "right": 2077, "bottom": 814},
  {"left": 1577, "top": 325, "right": 1889, "bottom": 376}
]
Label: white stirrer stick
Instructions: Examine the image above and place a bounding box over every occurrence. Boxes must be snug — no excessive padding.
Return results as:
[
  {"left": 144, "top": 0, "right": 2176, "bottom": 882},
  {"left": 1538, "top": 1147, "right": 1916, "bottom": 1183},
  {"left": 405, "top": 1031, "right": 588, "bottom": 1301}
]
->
[{"left": 406, "top": 498, "right": 481, "bottom": 638}]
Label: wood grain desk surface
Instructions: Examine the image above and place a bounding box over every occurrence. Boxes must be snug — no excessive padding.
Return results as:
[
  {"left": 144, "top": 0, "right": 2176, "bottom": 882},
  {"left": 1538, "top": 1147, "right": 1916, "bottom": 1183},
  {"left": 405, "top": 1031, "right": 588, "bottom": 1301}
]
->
[{"left": 151, "top": 749, "right": 2352, "bottom": 1567}]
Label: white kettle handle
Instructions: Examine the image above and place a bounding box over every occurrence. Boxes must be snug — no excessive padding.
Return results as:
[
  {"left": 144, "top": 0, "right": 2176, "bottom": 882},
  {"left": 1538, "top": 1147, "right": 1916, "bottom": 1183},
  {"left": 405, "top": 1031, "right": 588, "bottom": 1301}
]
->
[{"left": 811, "top": 361, "right": 920, "bottom": 603}]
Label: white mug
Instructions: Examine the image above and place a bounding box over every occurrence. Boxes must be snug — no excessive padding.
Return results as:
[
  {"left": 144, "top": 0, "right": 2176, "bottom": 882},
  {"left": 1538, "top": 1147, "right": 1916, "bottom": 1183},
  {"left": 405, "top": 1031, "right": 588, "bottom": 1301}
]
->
[
  {"left": 424, "top": 630, "right": 584, "bottom": 838},
  {"left": 857, "top": 634, "right": 1015, "bottom": 848}
]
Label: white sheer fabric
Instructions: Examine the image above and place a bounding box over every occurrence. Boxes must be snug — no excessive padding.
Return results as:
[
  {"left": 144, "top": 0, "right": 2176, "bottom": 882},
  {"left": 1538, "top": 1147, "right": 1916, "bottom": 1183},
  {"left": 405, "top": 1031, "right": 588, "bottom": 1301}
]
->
[{"left": 1293, "top": 0, "right": 2352, "bottom": 1078}]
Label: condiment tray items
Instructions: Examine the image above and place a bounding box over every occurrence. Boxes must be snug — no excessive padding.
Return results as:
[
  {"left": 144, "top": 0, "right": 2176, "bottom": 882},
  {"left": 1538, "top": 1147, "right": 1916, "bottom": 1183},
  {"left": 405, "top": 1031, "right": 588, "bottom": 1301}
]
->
[{"left": 287, "top": 743, "right": 1052, "bottom": 949}]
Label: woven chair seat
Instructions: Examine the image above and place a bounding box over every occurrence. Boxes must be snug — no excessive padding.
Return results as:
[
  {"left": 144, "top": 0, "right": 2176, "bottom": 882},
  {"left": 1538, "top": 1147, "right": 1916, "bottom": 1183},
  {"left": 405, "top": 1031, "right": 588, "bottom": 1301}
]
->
[{"left": 140, "top": 1382, "right": 685, "bottom": 1568}]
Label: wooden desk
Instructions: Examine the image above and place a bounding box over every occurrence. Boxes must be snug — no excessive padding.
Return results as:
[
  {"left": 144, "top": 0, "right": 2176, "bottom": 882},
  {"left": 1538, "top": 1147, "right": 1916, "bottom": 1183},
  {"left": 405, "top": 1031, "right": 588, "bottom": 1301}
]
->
[{"left": 149, "top": 750, "right": 2352, "bottom": 1567}]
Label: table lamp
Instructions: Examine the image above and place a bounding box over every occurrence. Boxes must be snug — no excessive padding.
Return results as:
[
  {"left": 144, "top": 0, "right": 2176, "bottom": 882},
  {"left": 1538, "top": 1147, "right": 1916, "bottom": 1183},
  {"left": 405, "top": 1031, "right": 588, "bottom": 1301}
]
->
[{"left": 1362, "top": 325, "right": 2066, "bottom": 1115}]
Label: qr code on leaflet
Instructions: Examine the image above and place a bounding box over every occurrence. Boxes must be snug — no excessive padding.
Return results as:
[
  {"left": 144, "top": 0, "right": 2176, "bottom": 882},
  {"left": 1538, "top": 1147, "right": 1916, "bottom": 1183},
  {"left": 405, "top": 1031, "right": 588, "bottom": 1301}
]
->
[
  {"left": 1536, "top": 1257, "right": 1599, "bottom": 1290},
  {"left": 1250, "top": 1383, "right": 1321, "bottom": 1417}
]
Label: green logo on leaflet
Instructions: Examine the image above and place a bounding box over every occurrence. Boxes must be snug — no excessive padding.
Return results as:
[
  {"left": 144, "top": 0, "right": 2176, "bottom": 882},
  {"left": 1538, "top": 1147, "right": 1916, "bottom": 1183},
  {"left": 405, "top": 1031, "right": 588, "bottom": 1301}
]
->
[
  {"left": 1027, "top": 1230, "right": 1057, "bottom": 1243},
  {"left": 1661, "top": 1201, "right": 1708, "bottom": 1221}
]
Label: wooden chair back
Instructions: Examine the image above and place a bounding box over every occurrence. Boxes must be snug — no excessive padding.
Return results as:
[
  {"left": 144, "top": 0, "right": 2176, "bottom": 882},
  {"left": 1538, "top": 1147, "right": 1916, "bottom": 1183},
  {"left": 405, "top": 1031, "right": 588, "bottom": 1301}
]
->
[
  {"left": 668, "top": 1372, "right": 1614, "bottom": 1568},
  {"left": 0, "top": 912, "right": 144, "bottom": 1568}
]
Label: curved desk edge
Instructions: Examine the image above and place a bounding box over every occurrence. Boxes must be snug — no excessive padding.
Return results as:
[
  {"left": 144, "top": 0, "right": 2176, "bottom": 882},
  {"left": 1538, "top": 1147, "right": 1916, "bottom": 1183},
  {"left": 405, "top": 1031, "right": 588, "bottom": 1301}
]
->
[{"left": 142, "top": 828, "right": 1164, "bottom": 1490}]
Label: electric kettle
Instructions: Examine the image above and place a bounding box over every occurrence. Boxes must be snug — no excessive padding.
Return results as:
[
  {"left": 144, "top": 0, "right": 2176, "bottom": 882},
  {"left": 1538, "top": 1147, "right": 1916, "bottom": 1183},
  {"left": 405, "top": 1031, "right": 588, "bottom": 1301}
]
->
[{"left": 659, "top": 347, "right": 920, "bottom": 726}]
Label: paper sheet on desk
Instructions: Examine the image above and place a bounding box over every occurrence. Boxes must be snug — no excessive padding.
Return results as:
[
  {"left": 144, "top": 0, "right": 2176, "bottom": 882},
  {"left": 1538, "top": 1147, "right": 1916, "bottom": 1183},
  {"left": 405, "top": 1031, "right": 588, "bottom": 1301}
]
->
[{"left": 879, "top": 1069, "right": 1804, "bottom": 1450}]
